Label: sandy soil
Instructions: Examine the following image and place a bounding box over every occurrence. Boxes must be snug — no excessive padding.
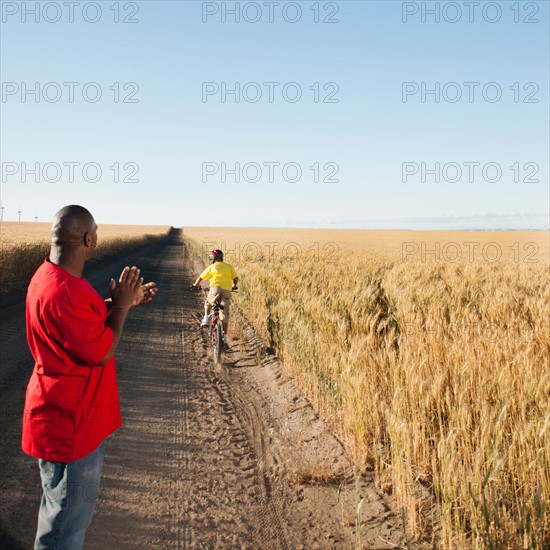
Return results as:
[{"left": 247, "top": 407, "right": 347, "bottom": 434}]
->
[{"left": 0, "top": 229, "right": 408, "bottom": 549}]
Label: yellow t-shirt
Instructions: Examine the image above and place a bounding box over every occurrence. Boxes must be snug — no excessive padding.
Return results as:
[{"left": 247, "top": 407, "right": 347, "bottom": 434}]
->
[{"left": 200, "top": 262, "right": 237, "bottom": 291}]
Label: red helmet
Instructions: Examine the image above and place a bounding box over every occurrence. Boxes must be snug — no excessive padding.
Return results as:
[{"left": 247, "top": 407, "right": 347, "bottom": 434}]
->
[{"left": 209, "top": 249, "right": 224, "bottom": 262}]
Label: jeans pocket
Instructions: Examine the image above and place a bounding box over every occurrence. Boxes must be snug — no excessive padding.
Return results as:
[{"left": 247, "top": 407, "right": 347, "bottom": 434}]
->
[{"left": 40, "top": 460, "right": 67, "bottom": 506}]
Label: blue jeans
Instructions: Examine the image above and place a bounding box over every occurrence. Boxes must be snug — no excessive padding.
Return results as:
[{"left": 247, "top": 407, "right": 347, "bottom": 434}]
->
[{"left": 34, "top": 441, "right": 106, "bottom": 550}]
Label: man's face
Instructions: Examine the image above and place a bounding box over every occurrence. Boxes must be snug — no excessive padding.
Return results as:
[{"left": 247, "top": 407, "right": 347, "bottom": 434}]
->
[
  {"left": 90, "top": 223, "right": 98, "bottom": 248},
  {"left": 84, "top": 222, "right": 98, "bottom": 260}
]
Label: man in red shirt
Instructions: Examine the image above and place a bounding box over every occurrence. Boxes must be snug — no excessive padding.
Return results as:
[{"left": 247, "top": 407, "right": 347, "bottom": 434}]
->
[{"left": 22, "top": 205, "right": 157, "bottom": 549}]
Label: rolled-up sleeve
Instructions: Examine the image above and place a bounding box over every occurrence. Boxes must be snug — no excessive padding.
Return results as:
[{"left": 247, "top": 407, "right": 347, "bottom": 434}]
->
[{"left": 199, "top": 265, "right": 212, "bottom": 280}]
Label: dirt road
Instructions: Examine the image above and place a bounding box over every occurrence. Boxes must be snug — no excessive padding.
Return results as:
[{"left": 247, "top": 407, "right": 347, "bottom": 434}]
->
[{"left": 0, "top": 229, "right": 406, "bottom": 549}]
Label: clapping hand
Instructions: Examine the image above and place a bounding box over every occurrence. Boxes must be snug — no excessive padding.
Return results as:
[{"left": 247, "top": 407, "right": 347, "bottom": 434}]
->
[
  {"left": 109, "top": 266, "right": 158, "bottom": 308},
  {"left": 134, "top": 281, "right": 158, "bottom": 306}
]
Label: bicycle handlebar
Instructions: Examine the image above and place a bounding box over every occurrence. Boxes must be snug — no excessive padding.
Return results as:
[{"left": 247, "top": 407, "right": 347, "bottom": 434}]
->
[{"left": 190, "top": 285, "right": 238, "bottom": 292}]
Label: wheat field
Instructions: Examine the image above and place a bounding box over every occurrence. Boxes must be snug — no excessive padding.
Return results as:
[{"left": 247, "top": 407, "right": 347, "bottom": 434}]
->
[
  {"left": 0, "top": 222, "right": 170, "bottom": 293},
  {"left": 184, "top": 227, "right": 549, "bottom": 549}
]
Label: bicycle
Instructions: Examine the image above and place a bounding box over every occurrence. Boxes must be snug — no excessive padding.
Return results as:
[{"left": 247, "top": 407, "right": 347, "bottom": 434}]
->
[{"left": 190, "top": 285, "right": 237, "bottom": 364}]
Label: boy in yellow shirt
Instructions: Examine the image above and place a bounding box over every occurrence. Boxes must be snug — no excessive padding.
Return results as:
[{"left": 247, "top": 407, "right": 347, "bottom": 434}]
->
[{"left": 192, "top": 249, "right": 238, "bottom": 346}]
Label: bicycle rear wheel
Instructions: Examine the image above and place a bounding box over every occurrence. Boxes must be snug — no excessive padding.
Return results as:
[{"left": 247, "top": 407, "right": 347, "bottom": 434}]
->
[{"left": 213, "top": 322, "right": 224, "bottom": 364}]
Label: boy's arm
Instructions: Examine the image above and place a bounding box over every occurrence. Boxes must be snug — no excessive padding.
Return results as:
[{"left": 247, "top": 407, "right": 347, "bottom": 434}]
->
[
  {"left": 194, "top": 265, "right": 211, "bottom": 287},
  {"left": 231, "top": 265, "right": 238, "bottom": 289}
]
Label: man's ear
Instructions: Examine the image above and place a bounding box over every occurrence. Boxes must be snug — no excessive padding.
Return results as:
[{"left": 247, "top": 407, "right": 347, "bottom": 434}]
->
[{"left": 83, "top": 231, "right": 93, "bottom": 247}]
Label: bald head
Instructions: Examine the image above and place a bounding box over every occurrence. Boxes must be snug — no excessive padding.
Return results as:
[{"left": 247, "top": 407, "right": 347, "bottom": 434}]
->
[{"left": 51, "top": 205, "right": 96, "bottom": 248}]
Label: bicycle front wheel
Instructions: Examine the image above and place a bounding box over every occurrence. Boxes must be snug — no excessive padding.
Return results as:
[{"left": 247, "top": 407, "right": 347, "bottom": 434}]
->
[{"left": 213, "top": 322, "right": 224, "bottom": 364}]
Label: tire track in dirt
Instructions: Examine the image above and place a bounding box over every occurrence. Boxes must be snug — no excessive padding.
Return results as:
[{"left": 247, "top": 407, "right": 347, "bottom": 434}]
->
[
  {"left": 210, "top": 373, "right": 290, "bottom": 550},
  {"left": 177, "top": 297, "right": 189, "bottom": 550},
  {"left": 208, "top": 375, "right": 289, "bottom": 550}
]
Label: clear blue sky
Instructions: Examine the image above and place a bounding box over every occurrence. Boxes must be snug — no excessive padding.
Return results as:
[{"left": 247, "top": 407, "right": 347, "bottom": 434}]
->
[{"left": 1, "top": 0, "right": 548, "bottom": 229}]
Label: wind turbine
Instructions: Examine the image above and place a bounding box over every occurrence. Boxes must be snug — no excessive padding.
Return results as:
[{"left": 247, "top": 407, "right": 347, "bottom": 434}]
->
[
  {"left": 34, "top": 215, "right": 38, "bottom": 222},
  {"left": 17, "top": 208, "right": 22, "bottom": 222},
  {"left": 0, "top": 205, "right": 5, "bottom": 222}
]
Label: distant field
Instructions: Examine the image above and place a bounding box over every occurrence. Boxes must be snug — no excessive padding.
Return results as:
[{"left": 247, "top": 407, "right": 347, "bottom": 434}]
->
[
  {"left": 0, "top": 222, "right": 170, "bottom": 245},
  {"left": 184, "top": 227, "right": 550, "bottom": 549},
  {"left": 0, "top": 222, "right": 171, "bottom": 292},
  {"left": 183, "top": 226, "right": 549, "bottom": 263}
]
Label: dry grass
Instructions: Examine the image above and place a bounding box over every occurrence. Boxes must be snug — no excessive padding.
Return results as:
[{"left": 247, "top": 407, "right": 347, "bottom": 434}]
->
[
  {"left": 0, "top": 222, "right": 171, "bottom": 293},
  {"left": 184, "top": 227, "right": 549, "bottom": 549},
  {"left": 289, "top": 461, "right": 345, "bottom": 486}
]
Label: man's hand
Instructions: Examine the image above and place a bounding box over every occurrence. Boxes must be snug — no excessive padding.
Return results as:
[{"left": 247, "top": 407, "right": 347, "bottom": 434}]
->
[
  {"left": 133, "top": 281, "right": 158, "bottom": 306},
  {"left": 109, "top": 266, "right": 145, "bottom": 308}
]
